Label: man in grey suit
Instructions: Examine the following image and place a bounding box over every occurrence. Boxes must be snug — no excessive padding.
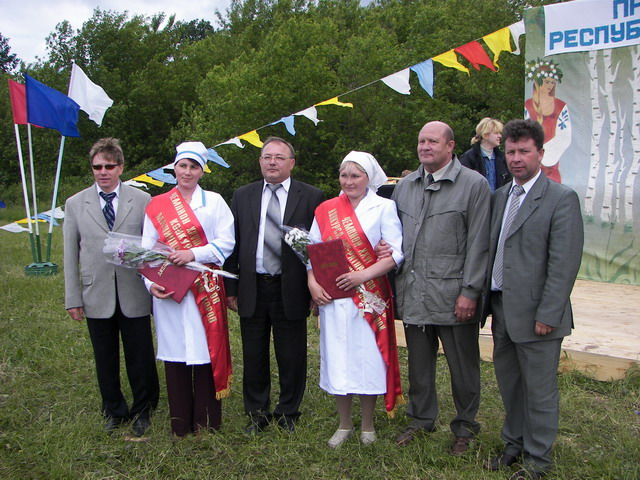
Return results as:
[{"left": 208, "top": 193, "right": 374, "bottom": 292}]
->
[
  {"left": 64, "top": 138, "right": 159, "bottom": 436},
  {"left": 484, "top": 120, "right": 583, "bottom": 479}
]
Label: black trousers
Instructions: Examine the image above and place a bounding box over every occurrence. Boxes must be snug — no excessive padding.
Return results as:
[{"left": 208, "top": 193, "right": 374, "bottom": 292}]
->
[
  {"left": 240, "top": 276, "right": 307, "bottom": 422},
  {"left": 164, "top": 362, "right": 221, "bottom": 437},
  {"left": 86, "top": 301, "right": 159, "bottom": 421}
]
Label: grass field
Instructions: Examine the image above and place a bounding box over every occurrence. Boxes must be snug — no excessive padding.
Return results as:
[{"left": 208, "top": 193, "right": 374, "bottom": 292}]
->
[{"left": 1, "top": 228, "right": 639, "bottom": 479}]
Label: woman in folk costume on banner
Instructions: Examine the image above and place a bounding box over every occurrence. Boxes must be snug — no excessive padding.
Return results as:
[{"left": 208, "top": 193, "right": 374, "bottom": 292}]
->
[
  {"left": 142, "top": 141, "right": 235, "bottom": 438},
  {"left": 307, "top": 151, "right": 404, "bottom": 448},
  {"left": 524, "top": 58, "right": 571, "bottom": 183}
]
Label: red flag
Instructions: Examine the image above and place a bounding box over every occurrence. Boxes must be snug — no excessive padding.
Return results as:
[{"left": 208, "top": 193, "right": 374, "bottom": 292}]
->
[
  {"left": 7, "top": 79, "right": 27, "bottom": 125},
  {"left": 454, "top": 41, "right": 496, "bottom": 72}
]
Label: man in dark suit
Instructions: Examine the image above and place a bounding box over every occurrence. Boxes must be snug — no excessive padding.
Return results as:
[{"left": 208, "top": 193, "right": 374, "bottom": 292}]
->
[
  {"left": 225, "top": 137, "right": 324, "bottom": 433},
  {"left": 483, "top": 120, "right": 583, "bottom": 479},
  {"left": 64, "top": 138, "right": 159, "bottom": 437}
]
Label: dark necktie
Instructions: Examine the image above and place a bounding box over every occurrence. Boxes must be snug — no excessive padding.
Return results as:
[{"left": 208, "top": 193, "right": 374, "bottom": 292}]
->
[
  {"left": 263, "top": 184, "right": 283, "bottom": 275},
  {"left": 99, "top": 191, "right": 116, "bottom": 231},
  {"left": 426, "top": 173, "right": 435, "bottom": 186},
  {"left": 492, "top": 184, "right": 525, "bottom": 289}
]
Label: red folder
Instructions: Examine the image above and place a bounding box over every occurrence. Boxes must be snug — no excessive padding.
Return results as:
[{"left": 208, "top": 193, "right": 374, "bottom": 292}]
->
[
  {"left": 306, "top": 239, "right": 354, "bottom": 299},
  {"left": 139, "top": 262, "right": 200, "bottom": 303}
]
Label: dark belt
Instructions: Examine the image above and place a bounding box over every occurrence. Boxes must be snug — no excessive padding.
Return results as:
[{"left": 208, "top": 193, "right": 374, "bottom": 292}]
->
[{"left": 256, "top": 273, "right": 281, "bottom": 283}]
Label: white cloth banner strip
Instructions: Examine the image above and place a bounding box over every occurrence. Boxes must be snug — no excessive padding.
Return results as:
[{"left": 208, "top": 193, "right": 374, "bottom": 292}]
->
[
  {"left": 381, "top": 68, "right": 411, "bottom": 95},
  {"left": 544, "top": 0, "right": 640, "bottom": 55}
]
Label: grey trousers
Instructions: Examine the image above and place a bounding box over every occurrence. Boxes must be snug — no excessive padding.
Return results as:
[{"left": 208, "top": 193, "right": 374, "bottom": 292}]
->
[{"left": 404, "top": 322, "right": 481, "bottom": 437}]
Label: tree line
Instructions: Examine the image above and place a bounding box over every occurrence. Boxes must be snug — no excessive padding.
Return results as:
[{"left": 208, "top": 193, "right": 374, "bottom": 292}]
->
[{"left": 0, "top": 0, "right": 552, "bottom": 207}]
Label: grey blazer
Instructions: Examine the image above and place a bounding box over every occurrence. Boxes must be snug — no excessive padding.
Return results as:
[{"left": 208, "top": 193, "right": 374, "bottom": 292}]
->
[
  {"left": 486, "top": 174, "right": 583, "bottom": 343},
  {"left": 63, "top": 183, "right": 152, "bottom": 319}
]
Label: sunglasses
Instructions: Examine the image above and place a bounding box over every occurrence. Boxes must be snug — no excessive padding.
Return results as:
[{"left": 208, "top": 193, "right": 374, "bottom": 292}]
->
[{"left": 91, "top": 164, "right": 121, "bottom": 171}]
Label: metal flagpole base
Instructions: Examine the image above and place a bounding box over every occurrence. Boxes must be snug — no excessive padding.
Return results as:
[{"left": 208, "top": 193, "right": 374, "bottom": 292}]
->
[{"left": 24, "top": 262, "right": 58, "bottom": 276}]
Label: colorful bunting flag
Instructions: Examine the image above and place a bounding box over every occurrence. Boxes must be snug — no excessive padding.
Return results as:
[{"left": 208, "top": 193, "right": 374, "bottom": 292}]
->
[
  {"left": 217, "top": 138, "right": 244, "bottom": 148},
  {"left": 410, "top": 60, "right": 434, "bottom": 97},
  {"left": 7, "top": 80, "right": 28, "bottom": 125},
  {"left": 270, "top": 116, "right": 297, "bottom": 135},
  {"left": 381, "top": 68, "right": 411, "bottom": 95},
  {"left": 432, "top": 50, "right": 470, "bottom": 75},
  {"left": 295, "top": 106, "right": 321, "bottom": 125},
  {"left": 509, "top": 21, "right": 525, "bottom": 55},
  {"left": 133, "top": 174, "right": 164, "bottom": 187},
  {"left": 483, "top": 27, "right": 513, "bottom": 68},
  {"left": 25, "top": 74, "right": 80, "bottom": 137},
  {"left": 68, "top": 63, "right": 114, "bottom": 126},
  {"left": 207, "top": 148, "right": 231, "bottom": 168},
  {"left": 455, "top": 41, "right": 496, "bottom": 71},
  {"left": 238, "top": 130, "right": 263, "bottom": 148},
  {"left": 147, "top": 167, "right": 177, "bottom": 184},
  {"left": 315, "top": 97, "right": 354, "bottom": 108}
]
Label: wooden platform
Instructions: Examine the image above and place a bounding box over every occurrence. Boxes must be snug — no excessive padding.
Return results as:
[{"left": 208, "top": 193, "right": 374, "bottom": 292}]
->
[{"left": 395, "top": 279, "right": 640, "bottom": 381}]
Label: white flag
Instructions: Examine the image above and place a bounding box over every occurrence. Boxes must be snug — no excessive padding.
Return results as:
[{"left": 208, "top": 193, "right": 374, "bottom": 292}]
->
[
  {"left": 68, "top": 63, "right": 114, "bottom": 126},
  {"left": 381, "top": 68, "right": 411, "bottom": 95}
]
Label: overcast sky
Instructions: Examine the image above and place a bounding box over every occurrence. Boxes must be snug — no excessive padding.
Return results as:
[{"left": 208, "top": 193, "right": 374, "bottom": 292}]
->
[{"left": 0, "top": 0, "right": 233, "bottom": 64}]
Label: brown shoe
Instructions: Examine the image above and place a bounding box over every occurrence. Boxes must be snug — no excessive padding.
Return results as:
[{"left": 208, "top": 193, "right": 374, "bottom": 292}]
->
[
  {"left": 395, "top": 425, "right": 434, "bottom": 447},
  {"left": 450, "top": 436, "right": 472, "bottom": 456}
]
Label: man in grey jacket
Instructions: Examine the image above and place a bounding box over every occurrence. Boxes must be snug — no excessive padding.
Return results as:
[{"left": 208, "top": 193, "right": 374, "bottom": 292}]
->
[
  {"left": 64, "top": 138, "right": 159, "bottom": 437},
  {"left": 392, "top": 121, "right": 491, "bottom": 455}
]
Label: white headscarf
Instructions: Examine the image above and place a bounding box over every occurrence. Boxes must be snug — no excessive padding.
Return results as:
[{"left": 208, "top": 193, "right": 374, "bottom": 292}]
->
[
  {"left": 341, "top": 151, "right": 388, "bottom": 192},
  {"left": 174, "top": 141, "right": 207, "bottom": 169}
]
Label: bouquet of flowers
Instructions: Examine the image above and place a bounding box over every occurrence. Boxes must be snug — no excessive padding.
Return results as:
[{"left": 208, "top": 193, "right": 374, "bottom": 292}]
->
[
  {"left": 103, "top": 232, "right": 238, "bottom": 279},
  {"left": 280, "top": 226, "right": 386, "bottom": 315},
  {"left": 281, "top": 226, "right": 315, "bottom": 264}
]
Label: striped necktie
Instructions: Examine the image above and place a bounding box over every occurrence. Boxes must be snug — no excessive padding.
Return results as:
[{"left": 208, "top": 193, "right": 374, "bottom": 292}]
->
[
  {"left": 99, "top": 191, "right": 116, "bottom": 230},
  {"left": 263, "top": 184, "right": 283, "bottom": 275},
  {"left": 492, "top": 184, "right": 525, "bottom": 290}
]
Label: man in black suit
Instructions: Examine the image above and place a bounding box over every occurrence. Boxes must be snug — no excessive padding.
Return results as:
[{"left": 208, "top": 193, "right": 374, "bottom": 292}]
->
[{"left": 225, "top": 137, "right": 324, "bottom": 433}]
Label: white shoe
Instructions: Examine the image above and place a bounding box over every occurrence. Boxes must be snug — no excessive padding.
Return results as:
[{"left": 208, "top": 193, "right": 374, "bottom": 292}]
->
[
  {"left": 327, "top": 428, "right": 354, "bottom": 449},
  {"left": 360, "top": 430, "right": 377, "bottom": 445}
]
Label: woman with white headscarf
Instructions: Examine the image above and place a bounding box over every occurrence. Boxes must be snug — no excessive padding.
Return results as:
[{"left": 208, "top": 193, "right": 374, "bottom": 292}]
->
[{"left": 307, "top": 151, "right": 404, "bottom": 448}]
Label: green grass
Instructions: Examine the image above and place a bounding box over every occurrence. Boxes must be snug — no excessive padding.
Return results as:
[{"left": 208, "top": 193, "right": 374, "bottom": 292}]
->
[{"left": 1, "top": 228, "right": 639, "bottom": 479}]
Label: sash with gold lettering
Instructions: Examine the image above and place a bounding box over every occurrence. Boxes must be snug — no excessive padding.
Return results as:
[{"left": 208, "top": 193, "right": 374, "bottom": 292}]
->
[
  {"left": 146, "top": 188, "right": 231, "bottom": 399},
  {"left": 314, "top": 194, "right": 403, "bottom": 415}
]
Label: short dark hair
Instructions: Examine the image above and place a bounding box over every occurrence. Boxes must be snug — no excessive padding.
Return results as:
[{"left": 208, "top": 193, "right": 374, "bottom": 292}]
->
[
  {"left": 89, "top": 137, "right": 124, "bottom": 165},
  {"left": 261, "top": 136, "right": 295, "bottom": 158},
  {"left": 502, "top": 119, "right": 545, "bottom": 151}
]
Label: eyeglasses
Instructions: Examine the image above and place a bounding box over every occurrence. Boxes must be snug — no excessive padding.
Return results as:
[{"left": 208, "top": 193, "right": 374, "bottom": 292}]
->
[
  {"left": 260, "top": 155, "right": 292, "bottom": 162},
  {"left": 91, "top": 164, "right": 121, "bottom": 171}
]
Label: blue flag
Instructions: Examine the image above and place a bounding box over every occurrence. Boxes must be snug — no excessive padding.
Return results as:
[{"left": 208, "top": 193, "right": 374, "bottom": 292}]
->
[{"left": 25, "top": 74, "right": 80, "bottom": 137}]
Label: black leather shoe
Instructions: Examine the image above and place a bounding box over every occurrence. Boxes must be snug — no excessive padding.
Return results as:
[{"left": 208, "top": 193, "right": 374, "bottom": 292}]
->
[
  {"left": 104, "top": 417, "right": 124, "bottom": 434},
  {"left": 244, "top": 419, "right": 269, "bottom": 435},
  {"left": 132, "top": 417, "right": 151, "bottom": 437},
  {"left": 395, "top": 425, "right": 436, "bottom": 447},
  {"left": 276, "top": 416, "right": 296, "bottom": 432},
  {"left": 486, "top": 452, "right": 521, "bottom": 471}
]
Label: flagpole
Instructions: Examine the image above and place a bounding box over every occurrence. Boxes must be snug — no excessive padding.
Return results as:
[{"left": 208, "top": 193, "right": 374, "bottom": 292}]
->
[
  {"left": 13, "top": 124, "right": 37, "bottom": 262},
  {"left": 26, "top": 123, "right": 42, "bottom": 263},
  {"left": 46, "top": 136, "right": 66, "bottom": 262}
]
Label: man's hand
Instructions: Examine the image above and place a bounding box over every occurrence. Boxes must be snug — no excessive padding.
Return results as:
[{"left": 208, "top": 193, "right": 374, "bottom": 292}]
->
[
  {"left": 374, "top": 239, "right": 393, "bottom": 260},
  {"left": 67, "top": 307, "right": 85, "bottom": 322},
  {"left": 535, "top": 321, "right": 555, "bottom": 336},
  {"left": 150, "top": 283, "right": 174, "bottom": 299},
  {"left": 454, "top": 295, "right": 477, "bottom": 323},
  {"left": 227, "top": 296, "right": 238, "bottom": 312}
]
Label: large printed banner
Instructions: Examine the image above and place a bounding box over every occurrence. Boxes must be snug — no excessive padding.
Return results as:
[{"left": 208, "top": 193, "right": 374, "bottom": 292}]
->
[
  {"left": 544, "top": 0, "right": 640, "bottom": 55},
  {"left": 527, "top": 6, "right": 640, "bottom": 285}
]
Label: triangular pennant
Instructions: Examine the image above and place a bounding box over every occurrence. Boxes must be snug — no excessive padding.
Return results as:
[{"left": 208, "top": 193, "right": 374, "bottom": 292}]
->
[
  {"left": 269, "top": 116, "right": 297, "bottom": 135},
  {"left": 483, "top": 27, "right": 513, "bottom": 68},
  {"left": 454, "top": 41, "right": 496, "bottom": 72},
  {"left": 410, "top": 60, "right": 434, "bottom": 97},
  {"left": 508, "top": 21, "right": 525, "bottom": 55},
  {"left": 294, "top": 106, "right": 321, "bottom": 125},
  {"left": 207, "top": 148, "right": 231, "bottom": 168},
  {"left": 315, "top": 97, "right": 354, "bottom": 108},
  {"left": 238, "top": 130, "right": 264, "bottom": 148},
  {"left": 147, "top": 167, "right": 177, "bottom": 184},
  {"left": 381, "top": 68, "right": 411, "bottom": 95},
  {"left": 132, "top": 174, "right": 164, "bottom": 187},
  {"left": 217, "top": 138, "right": 245, "bottom": 148},
  {"left": 432, "top": 50, "right": 470, "bottom": 75}
]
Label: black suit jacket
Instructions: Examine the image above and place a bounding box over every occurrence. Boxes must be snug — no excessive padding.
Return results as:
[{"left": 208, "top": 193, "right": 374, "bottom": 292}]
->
[
  {"left": 224, "top": 178, "right": 324, "bottom": 319},
  {"left": 459, "top": 143, "right": 511, "bottom": 190}
]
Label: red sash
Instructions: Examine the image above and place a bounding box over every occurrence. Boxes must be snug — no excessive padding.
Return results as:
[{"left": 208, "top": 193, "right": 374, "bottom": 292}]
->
[
  {"left": 314, "top": 194, "right": 404, "bottom": 415},
  {"left": 146, "top": 188, "right": 232, "bottom": 399}
]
